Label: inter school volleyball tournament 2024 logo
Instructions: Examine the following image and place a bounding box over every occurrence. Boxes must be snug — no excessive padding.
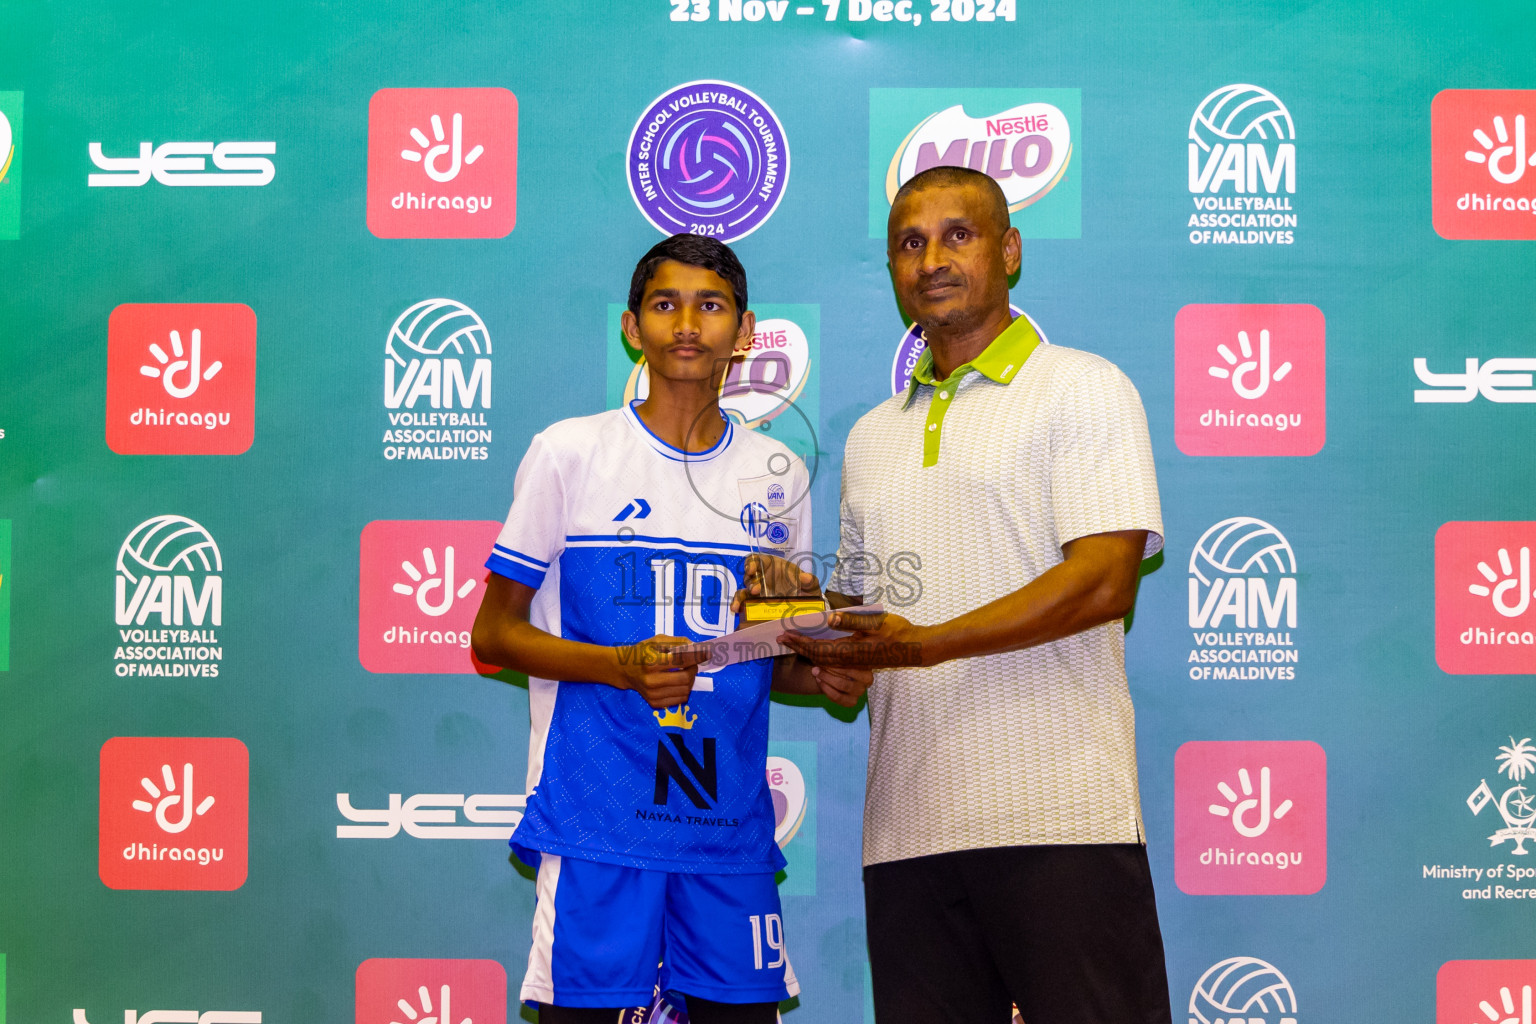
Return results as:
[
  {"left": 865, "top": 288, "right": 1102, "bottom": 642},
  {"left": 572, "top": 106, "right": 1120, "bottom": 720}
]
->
[
  {"left": 381, "top": 299, "right": 493, "bottom": 462},
  {"left": 106, "top": 303, "right": 257, "bottom": 455},
  {"left": 627, "top": 81, "right": 789, "bottom": 243},
  {"left": 1187, "top": 517, "right": 1300, "bottom": 681},
  {"left": 358, "top": 520, "right": 502, "bottom": 674},
  {"left": 113, "top": 515, "right": 225, "bottom": 680},
  {"left": 1174, "top": 304, "right": 1325, "bottom": 457},
  {"left": 1438, "top": 961, "right": 1536, "bottom": 1024},
  {"left": 1174, "top": 741, "right": 1326, "bottom": 896},
  {"left": 1433, "top": 90, "right": 1536, "bottom": 240},
  {"left": 98, "top": 736, "right": 248, "bottom": 891},
  {"left": 1436, "top": 522, "right": 1536, "bottom": 675},
  {"left": 1189, "top": 957, "right": 1299, "bottom": 1024},
  {"left": 1187, "top": 84, "right": 1297, "bottom": 246},
  {"left": 367, "top": 88, "right": 518, "bottom": 238},
  {"left": 0, "top": 91, "right": 23, "bottom": 239},
  {"left": 356, "top": 959, "right": 507, "bottom": 1024},
  {"left": 869, "top": 88, "right": 1080, "bottom": 239}
]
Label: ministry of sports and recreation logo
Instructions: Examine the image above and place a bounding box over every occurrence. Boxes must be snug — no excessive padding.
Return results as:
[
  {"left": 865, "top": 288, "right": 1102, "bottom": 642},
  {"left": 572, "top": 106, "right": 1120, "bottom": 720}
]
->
[
  {"left": 869, "top": 88, "right": 1081, "bottom": 239},
  {"left": 1422, "top": 734, "right": 1536, "bottom": 900},
  {"left": 356, "top": 959, "right": 507, "bottom": 1024},
  {"left": 1438, "top": 961, "right": 1536, "bottom": 1024},
  {"left": 889, "top": 303, "right": 1043, "bottom": 396},
  {"left": 381, "top": 299, "right": 494, "bottom": 462},
  {"left": 1433, "top": 90, "right": 1536, "bottom": 240},
  {"left": 367, "top": 88, "right": 518, "bottom": 238},
  {"left": 98, "top": 736, "right": 248, "bottom": 890},
  {"left": 1187, "top": 517, "right": 1299, "bottom": 681},
  {"left": 1174, "top": 741, "right": 1326, "bottom": 895},
  {"left": 627, "top": 80, "right": 789, "bottom": 243},
  {"left": 113, "top": 515, "right": 225, "bottom": 679},
  {"left": 358, "top": 520, "right": 502, "bottom": 674},
  {"left": 337, "top": 789, "right": 524, "bottom": 839},
  {"left": 1189, "top": 957, "right": 1298, "bottom": 1024},
  {"left": 0, "top": 519, "right": 10, "bottom": 671},
  {"left": 0, "top": 92, "right": 23, "bottom": 238},
  {"left": 1186, "top": 84, "right": 1298, "bottom": 246},
  {"left": 88, "top": 139, "right": 275, "bottom": 187},
  {"left": 1174, "top": 304, "right": 1325, "bottom": 457},
  {"left": 1436, "top": 522, "right": 1536, "bottom": 675},
  {"left": 106, "top": 303, "right": 257, "bottom": 455}
]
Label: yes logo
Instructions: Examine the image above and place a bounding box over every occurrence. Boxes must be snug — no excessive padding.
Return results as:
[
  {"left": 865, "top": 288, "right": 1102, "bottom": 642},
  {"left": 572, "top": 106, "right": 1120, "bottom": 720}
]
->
[
  {"left": 1415, "top": 357, "right": 1536, "bottom": 403},
  {"left": 1435, "top": 522, "right": 1536, "bottom": 674},
  {"left": 1433, "top": 90, "right": 1536, "bottom": 240},
  {"left": 1175, "top": 741, "right": 1326, "bottom": 895},
  {"left": 1175, "top": 304, "right": 1325, "bottom": 457},
  {"left": 107, "top": 304, "right": 257, "bottom": 455},
  {"left": 367, "top": 88, "right": 517, "bottom": 239},
  {"left": 1438, "top": 962, "right": 1536, "bottom": 1024},
  {"left": 355, "top": 958, "right": 506, "bottom": 1024},
  {"left": 99, "top": 736, "right": 248, "bottom": 890},
  {"left": 358, "top": 520, "right": 502, "bottom": 674}
]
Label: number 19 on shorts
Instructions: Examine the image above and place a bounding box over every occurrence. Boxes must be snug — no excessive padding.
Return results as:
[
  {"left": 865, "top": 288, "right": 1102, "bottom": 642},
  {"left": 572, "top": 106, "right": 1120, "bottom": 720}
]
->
[{"left": 749, "top": 913, "right": 786, "bottom": 970}]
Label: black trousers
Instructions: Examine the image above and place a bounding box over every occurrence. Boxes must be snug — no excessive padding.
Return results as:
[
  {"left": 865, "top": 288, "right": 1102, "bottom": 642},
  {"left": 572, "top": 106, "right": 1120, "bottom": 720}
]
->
[{"left": 864, "top": 844, "right": 1173, "bottom": 1024}]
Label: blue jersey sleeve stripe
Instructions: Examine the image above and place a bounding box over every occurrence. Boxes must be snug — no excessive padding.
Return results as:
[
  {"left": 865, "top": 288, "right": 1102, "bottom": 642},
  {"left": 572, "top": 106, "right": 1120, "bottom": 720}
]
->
[
  {"left": 486, "top": 552, "right": 547, "bottom": 589},
  {"left": 493, "top": 543, "right": 551, "bottom": 568},
  {"left": 566, "top": 533, "right": 757, "bottom": 554}
]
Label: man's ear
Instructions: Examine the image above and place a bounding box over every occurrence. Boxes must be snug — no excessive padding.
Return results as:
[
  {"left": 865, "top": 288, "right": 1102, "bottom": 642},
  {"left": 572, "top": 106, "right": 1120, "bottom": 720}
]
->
[
  {"left": 733, "top": 310, "right": 758, "bottom": 355},
  {"left": 621, "top": 309, "right": 643, "bottom": 352},
  {"left": 1002, "top": 226, "right": 1022, "bottom": 277}
]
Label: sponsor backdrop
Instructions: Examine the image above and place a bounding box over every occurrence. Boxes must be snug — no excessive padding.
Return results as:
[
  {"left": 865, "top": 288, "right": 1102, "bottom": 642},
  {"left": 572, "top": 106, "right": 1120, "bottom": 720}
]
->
[{"left": 1, "top": 2, "right": 1535, "bottom": 1022}]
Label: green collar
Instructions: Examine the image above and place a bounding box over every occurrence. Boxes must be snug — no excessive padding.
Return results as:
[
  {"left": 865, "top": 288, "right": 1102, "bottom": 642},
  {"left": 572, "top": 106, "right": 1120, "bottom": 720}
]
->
[{"left": 902, "top": 314, "right": 1042, "bottom": 409}]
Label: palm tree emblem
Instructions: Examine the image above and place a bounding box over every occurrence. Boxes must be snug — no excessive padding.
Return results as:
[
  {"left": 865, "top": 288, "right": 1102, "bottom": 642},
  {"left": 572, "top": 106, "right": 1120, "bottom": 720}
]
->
[{"left": 1469, "top": 737, "right": 1536, "bottom": 854}]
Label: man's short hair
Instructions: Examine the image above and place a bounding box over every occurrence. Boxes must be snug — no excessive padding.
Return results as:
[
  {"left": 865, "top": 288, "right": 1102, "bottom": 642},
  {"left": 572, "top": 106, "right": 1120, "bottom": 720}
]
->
[
  {"left": 889, "top": 166, "right": 1011, "bottom": 236},
  {"left": 628, "top": 233, "right": 749, "bottom": 323}
]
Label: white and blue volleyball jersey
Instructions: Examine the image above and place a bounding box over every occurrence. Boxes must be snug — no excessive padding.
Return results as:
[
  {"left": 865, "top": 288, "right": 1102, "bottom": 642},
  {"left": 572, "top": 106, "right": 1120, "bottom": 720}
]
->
[{"left": 487, "top": 401, "right": 812, "bottom": 874}]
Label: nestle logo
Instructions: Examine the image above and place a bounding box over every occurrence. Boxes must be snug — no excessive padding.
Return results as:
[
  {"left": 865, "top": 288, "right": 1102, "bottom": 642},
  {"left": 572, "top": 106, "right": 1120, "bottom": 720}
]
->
[{"left": 985, "top": 114, "right": 1049, "bottom": 136}]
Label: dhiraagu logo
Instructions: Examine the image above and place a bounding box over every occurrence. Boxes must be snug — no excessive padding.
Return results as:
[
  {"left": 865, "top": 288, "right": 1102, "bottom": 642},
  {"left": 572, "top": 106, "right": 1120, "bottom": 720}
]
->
[
  {"left": 0, "top": 520, "right": 9, "bottom": 671},
  {"left": 869, "top": 88, "right": 1080, "bottom": 239},
  {"left": 0, "top": 92, "right": 23, "bottom": 239}
]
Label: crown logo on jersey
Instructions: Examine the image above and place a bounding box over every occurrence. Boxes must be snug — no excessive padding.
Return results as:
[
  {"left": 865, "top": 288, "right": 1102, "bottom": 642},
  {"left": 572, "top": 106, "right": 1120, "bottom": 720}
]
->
[{"left": 653, "top": 704, "right": 697, "bottom": 730}]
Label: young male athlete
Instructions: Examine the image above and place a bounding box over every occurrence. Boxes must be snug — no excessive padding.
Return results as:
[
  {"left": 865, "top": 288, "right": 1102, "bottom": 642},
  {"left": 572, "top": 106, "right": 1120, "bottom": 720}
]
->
[{"left": 471, "top": 234, "right": 867, "bottom": 1023}]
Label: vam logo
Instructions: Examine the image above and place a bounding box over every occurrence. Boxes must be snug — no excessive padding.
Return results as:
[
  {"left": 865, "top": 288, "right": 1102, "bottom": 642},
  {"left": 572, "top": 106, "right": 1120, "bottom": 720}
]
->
[
  {"left": 1433, "top": 90, "right": 1536, "bottom": 240},
  {"left": 355, "top": 958, "right": 507, "bottom": 1024},
  {"left": 1175, "top": 741, "right": 1326, "bottom": 895},
  {"left": 75, "top": 1011, "right": 260, "bottom": 1024},
  {"left": 1175, "top": 304, "right": 1326, "bottom": 456},
  {"left": 1415, "top": 357, "right": 1536, "bottom": 403},
  {"left": 869, "top": 88, "right": 1081, "bottom": 239},
  {"left": 1187, "top": 517, "right": 1300, "bottom": 681},
  {"left": 1438, "top": 962, "right": 1536, "bottom": 1024},
  {"left": 88, "top": 140, "right": 275, "bottom": 187},
  {"left": 0, "top": 91, "right": 23, "bottom": 238},
  {"left": 106, "top": 303, "right": 258, "bottom": 455},
  {"left": 358, "top": 520, "right": 502, "bottom": 674},
  {"left": 382, "top": 299, "right": 493, "bottom": 462},
  {"left": 1187, "top": 84, "right": 1298, "bottom": 246},
  {"left": 113, "top": 515, "right": 224, "bottom": 679},
  {"left": 627, "top": 80, "right": 789, "bottom": 243},
  {"left": 98, "top": 736, "right": 248, "bottom": 890},
  {"left": 1189, "top": 956, "right": 1298, "bottom": 1024},
  {"left": 367, "top": 88, "right": 518, "bottom": 239},
  {"left": 337, "top": 791, "right": 524, "bottom": 839},
  {"left": 1435, "top": 522, "right": 1536, "bottom": 674}
]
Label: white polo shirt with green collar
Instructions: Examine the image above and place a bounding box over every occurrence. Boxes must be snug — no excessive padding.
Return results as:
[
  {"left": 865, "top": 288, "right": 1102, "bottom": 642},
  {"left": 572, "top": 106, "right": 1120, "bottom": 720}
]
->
[{"left": 829, "top": 314, "right": 1164, "bottom": 867}]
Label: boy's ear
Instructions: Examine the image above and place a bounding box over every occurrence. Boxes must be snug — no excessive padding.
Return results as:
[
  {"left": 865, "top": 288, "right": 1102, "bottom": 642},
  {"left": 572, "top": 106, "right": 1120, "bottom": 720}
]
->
[
  {"left": 620, "top": 309, "right": 643, "bottom": 352},
  {"left": 732, "top": 310, "right": 757, "bottom": 355}
]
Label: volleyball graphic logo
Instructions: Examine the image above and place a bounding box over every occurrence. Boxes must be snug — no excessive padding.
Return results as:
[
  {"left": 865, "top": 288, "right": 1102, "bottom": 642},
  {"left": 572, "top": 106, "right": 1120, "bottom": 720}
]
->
[
  {"left": 117, "top": 515, "right": 222, "bottom": 584},
  {"left": 386, "top": 299, "right": 491, "bottom": 362},
  {"left": 1189, "top": 956, "right": 1299, "bottom": 1024},
  {"left": 1188, "top": 84, "right": 1296, "bottom": 200},
  {"left": 1189, "top": 517, "right": 1296, "bottom": 586},
  {"left": 627, "top": 80, "right": 790, "bottom": 242},
  {"left": 1190, "top": 84, "right": 1295, "bottom": 148}
]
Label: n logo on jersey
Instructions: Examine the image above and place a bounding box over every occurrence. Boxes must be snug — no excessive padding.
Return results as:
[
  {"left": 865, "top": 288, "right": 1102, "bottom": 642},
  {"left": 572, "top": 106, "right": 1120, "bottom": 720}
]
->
[{"left": 654, "top": 734, "right": 718, "bottom": 810}]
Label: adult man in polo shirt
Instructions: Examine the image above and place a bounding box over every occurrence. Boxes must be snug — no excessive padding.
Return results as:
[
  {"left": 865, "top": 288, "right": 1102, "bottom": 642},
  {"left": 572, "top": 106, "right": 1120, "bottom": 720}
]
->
[{"left": 783, "top": 165, "right": 1171, "bottom": 1023}]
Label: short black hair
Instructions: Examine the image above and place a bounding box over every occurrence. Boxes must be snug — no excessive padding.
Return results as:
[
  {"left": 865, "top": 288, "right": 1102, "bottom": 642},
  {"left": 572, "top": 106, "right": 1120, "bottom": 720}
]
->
[
  {"left": 889, "top": 165, "right": 1011, "bottom": 236},
  {"left": 628, "top": 233, "right": 749, "bottom": 323}
]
